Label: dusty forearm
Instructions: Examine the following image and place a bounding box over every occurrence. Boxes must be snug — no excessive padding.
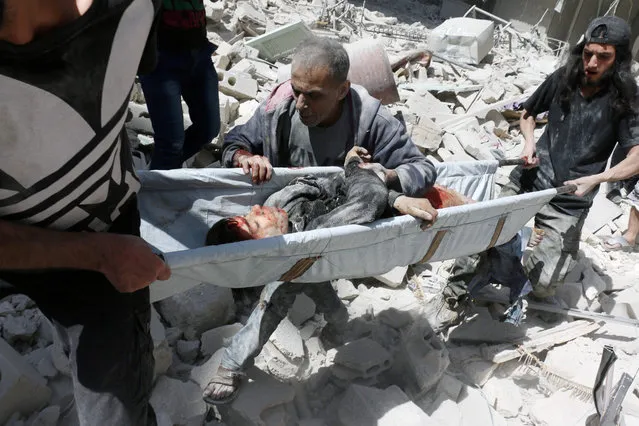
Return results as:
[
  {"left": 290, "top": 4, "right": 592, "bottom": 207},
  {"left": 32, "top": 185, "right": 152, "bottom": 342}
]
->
[
  {"left": 520, "top": 113, "right": 536, "bottom": 145},
  {"left": 0, "top": 220, "right": 103, "bottom": 272},
  {"left": 599, "top": 151, "right": 639, "bottom": 183}
]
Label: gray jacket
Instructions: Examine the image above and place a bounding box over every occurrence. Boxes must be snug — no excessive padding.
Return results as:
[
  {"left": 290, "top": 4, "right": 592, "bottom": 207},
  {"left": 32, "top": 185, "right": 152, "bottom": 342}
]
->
[{"left": 222, "top": 82, "right": 436, "bottom": 197}]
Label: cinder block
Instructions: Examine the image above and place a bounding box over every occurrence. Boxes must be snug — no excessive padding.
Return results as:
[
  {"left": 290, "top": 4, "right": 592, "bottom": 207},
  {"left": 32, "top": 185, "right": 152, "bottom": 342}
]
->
[
  {"left": 375, "top": 266, "right": 408, "bottom": 289},
  {"left": 0, "top": 338, "right": 51, "bottom": 424},
  {"left": 245, "top": 20, "right": 314, "bottom": 62},
  {"left": 334, "top": 338, "right": 392, "bottom": 378},
  {"left": 217, "top": 70, "right": 258, "bottom": 100},
  {"left": 430, "top": 17, "right": 495, "bottom": 65}
]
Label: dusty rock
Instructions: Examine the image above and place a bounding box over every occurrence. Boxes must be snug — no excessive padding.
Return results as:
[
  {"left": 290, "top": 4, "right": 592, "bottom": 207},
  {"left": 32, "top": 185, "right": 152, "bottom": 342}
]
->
[
  {"left": 270, "top": 318, "right": 304, "bottom": 363},
  {"left": 333, "top": 279, "right": 359, "bottom": 301},
  {"left": 338, "top": 384, "right": 432, "bottom": 426},
  {"left": 334, "top": 338, "right": 392, "bottom": 378},
  {"left": 176, "top": 340, "right": 200, "bottom": 364},
  {"left": 155, "top": 283, "right": 235, "bottom": 340},
  {"left": 200, "top": 323, "right": 243, "bottom": 356},
  {"left": 482, "top": 377, "right": 522, "bottom": 418},
  {"left": 288, "top": 294, "right": 316, "bottom": 327},
  {"left": 150, "top": 376, "right": 207, "bottom": 426}
]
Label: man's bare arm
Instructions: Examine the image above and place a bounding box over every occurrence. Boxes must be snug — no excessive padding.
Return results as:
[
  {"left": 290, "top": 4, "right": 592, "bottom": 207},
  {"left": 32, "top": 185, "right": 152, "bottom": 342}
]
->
[
  {"left": 0, "top": 220, "right": 171, "bottom": 292},
  {"left": 565, "top": 145, "right": 639, "bottom": 196},
  {"left": 519, "top": 110, "right": 539, "bottom": 167}
]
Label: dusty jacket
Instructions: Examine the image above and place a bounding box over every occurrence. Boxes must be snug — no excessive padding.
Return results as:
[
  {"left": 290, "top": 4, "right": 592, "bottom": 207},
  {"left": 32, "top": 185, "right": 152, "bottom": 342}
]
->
[{"left": 222, "top": 82, "right": 436, "bottom": 197}]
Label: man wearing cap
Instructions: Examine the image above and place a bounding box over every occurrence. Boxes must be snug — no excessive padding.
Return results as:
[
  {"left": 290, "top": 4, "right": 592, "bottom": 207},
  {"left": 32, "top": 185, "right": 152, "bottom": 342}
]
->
[{"left": 445, "top": 16, "right": 639, "bottom": 308}]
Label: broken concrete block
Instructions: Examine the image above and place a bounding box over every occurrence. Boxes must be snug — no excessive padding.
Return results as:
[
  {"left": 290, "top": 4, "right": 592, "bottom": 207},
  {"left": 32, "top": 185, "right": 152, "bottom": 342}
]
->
[
  {"left": 374, "top": 266, "right": 408, "bottom": 289},
  {"left": 288, "top": 294, "right": 316, "bottom": 327},
  {"left": 150, "top": 376, "right": 207, "bottom": 426},
  {"left": 424, "top": 394, "right": 463, "bottom": 426},
  {"left": 190, "top": 348, "right": 223, "bottom": 390},
  {"left": 529, "top": 390, "right": 591, "bottom": 426},
  {"left": 204, "top": 0, "right": 225, "bottom": 23},
  {"left": 481, "top": 82, "right": 506, "bottom": 104},
  {"left": 270, "top": 318, "right": 304, "bottom": 363},
  {"left": 338, "top": 384, "right": 432, "bottom": 426},
  {"left": 334, "top": 338, "right": 392, "bottom": 378},
  {"left": 583, "top": 191, "right": 623, "bottom": 234},
  {"left": 410, "top": 115, "right": 444, "bottom": 152},
  {"left": 441, "top": 133, "right": 467, "bottom": 156},
  {"left": 482, "top": 377, "right": 523, "bottom": 418},
  {"left": 200, "top": 323, "right": 243, "bottom": 357},
  {"left": 333, "top": 279, "right": 359, "bottom": 301},
  {"left": 245, "top": 20, "right": 314, "bottom": 62},
  {"left": 405, "top": 92, "right": 453, "bottom": 123},
  {"left": 233, "top": 2, "right": 267, "bottom": 32},
  {"left": 217, "top": 70, "right": 258, "bottom": 100},
  {"left": 218, "top": 366, "right": 295, "bottom": 426},
  {"left": 454, "top": 128, "right": 497, "bottom": 161},
  {"left": 0, "top": 338, "right": 51, "bottom": 424},
  {"left": 448, "top": 346, "right": 497, "bottom": 387},
  {"left": 458, "top": 385, "right": 508, "bottom": 426},
  {"left": 582, "top": 266, "right": 608, "bottom": 301},
  {"left": 430, "top": 18, "right": 494, "bottom": 65},
  {"left": 437, "top": 373, "right": 464, "bottom": 400},
  {"left": 155, "top": 283, "right": 235, "bottom": 340},
  {"left": 398, "top": 324, "right": 449, "bottom": 394},
  {"left": 2, "top": 313, "right": 39, "bottom": 345},
  {"left": 234, "top": 99, "right": 260, "bottom": 126},
  {"left": 176, "top": 340, "right": 200, "bottom": 364},
  {"left": 214, "top": 53, "right": 231, "bottom": 71},
  {"left": 218, "top": 92, "right": 240, "bottom": 125}
]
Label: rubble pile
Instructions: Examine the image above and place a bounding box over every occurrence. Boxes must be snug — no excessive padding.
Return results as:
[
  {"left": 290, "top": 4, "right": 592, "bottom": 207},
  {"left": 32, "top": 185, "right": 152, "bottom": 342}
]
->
[{"left": 3, "top": 1, "right": 639, "bottom": 425}]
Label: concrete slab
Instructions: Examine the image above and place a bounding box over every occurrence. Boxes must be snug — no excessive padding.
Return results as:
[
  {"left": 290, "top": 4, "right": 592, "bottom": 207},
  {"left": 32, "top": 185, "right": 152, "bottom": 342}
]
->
[
  {"left": 338, "top": 384, "right": 432, "bottom": 426},
  {"left": 245, "top": 20, "right": 314, "bottom": 62},
  {"left": 270, "top": 318, "right": 304, "bottom": 362},
  {"left": 0, "top": 338, "right": 51, "bottom": 424},
  {"left": 374, "top": 266, "right": 408, "bottom": 289},
  {"left": 333, "top": 279, "right": 359, "bottom": 301},
  {"left": 334, "top": 338, "right": 392, "bottom": 378},
  {"left": 200, "top": 323, "right": 243, "bottom": 356}
]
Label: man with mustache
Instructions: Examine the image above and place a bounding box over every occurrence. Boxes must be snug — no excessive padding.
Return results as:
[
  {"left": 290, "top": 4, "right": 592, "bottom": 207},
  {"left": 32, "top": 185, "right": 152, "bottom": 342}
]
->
[{"left": 204, "top": 37, "right": 440, "bottom": 405}]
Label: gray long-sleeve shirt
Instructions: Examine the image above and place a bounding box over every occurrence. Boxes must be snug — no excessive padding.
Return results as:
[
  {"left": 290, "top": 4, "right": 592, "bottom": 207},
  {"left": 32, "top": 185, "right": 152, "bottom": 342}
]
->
[{"left": 222, "top": 82, "right": 436, "bottom": 197}]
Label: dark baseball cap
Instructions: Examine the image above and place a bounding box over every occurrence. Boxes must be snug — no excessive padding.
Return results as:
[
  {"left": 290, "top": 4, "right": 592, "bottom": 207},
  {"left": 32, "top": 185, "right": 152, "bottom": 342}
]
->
[{"left": 584, "top": 16, "right": 631, "bottom": 46}]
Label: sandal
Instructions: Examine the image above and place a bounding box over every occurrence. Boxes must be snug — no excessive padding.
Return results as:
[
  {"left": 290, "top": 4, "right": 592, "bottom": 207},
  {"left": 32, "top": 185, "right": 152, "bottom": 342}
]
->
[
  {"left": 202, "top": 368, "right": 243, "bottom": 405},
  {"left": 602, "top": 235, "right": 633, "bottom": 252}
]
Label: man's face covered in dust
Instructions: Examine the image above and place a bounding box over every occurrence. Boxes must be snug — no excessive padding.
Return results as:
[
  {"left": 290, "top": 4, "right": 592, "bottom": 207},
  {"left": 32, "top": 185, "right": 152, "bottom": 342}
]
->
[
  {"left": 581, "top": 42, "right": 617, "bottom": 87},
  {"left": 290, "top": 62, "right": 349, "bottom": 127}
]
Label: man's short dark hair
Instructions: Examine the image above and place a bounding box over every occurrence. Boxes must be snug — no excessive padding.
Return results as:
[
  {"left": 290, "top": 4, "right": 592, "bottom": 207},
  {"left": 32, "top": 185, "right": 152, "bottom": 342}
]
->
[
  {"left": 205, "top": 217, "right": 253, "bottom": 246},
  {"left": 292, "top": 37, "right": 350, "bottom": 84}
]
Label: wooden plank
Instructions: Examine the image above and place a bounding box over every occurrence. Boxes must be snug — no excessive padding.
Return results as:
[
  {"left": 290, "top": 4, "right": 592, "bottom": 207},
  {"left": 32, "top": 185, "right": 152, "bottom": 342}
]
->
[{"left": 480, "top": 320, "right": 601, "bottom": 364}]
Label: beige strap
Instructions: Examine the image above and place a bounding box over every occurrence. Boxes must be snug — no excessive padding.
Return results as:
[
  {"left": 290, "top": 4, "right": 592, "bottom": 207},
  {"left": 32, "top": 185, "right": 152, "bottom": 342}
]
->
[
  {"left": 279, "top": 256, "right": 321, "bottom": 282},
  {"left": 487, "top": 216, "right": 507, "bottom": 249},
  {"left": 419, "top": 230, "right": 447, "bottom": 263}
]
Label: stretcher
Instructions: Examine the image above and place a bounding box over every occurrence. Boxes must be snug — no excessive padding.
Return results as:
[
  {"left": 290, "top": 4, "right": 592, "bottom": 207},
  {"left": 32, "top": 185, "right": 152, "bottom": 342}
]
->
[{"left": 139, "top": 160, "right": 570, "bottom": 302}]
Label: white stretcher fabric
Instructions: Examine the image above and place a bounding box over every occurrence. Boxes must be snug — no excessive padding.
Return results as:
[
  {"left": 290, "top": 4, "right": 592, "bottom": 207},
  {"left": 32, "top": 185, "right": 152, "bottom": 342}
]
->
[{"left": 138, "top": 161, "right": 556, "bottom": 301}]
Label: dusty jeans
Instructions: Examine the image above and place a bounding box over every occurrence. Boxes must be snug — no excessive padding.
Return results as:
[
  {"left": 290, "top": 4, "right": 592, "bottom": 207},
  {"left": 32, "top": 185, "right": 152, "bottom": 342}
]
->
[
  {"left": 221, "top": 281, "right": 348, "bottom": 372},
  {"left": 445, "top": 175, "right": 587, "bottom": 300}
]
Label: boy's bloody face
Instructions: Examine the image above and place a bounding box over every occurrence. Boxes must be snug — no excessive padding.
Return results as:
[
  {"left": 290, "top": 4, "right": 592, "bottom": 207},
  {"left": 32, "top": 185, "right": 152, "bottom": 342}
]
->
[{"left": 236, "top": 205, "right": 289, "bottom": 239}]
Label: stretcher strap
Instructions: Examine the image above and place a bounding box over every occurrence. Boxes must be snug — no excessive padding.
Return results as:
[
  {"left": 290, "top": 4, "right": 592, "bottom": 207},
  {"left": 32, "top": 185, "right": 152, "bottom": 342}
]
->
[
  {"left": 487, "top": 215, "right": 507, "bottom": 249},
  {"left": 419, "top": 230, "right": 448, "bottom": 263},
  {"left": 280, "top": 256, "right": 321, "bottom": 281}
]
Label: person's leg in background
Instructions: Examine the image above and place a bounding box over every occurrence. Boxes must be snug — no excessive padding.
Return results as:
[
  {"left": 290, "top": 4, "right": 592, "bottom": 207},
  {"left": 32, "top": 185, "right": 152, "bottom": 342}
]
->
[
  {"left": 524, "top": 204, "right": 586, "bottom": 298},
  {"left": 181, "top": 43, "right": 221, "bottom": 165},
  {"left": 140, "top": 50, "right": 189, "bottom": 170}
]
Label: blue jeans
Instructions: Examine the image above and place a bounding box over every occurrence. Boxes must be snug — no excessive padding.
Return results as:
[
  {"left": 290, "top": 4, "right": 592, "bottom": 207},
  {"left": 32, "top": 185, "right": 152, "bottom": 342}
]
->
[{"left": 140, "top": 43, "right": 221, "bottom": 170}]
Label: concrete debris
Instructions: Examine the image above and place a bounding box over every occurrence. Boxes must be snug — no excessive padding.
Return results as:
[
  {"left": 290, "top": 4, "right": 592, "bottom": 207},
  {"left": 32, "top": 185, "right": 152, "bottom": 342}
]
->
[
  {"left": 0, "top": 337, "right": 51, "bottom": 424},
  {"left": 333, "top": 279, "right": 359, "bottom": 301},
  {"left": 155, "top": 282, "right": 235, "bottom": 340},
  {"left": 7, "top": 2, "right": 638, "bottom": 425},
  {"left": 149, "top": 376, "right": 207, "bottom": 426},
  {"left": 338, "top": 384, "right": 432, "bottom": 426},
  {"left": 200, "top": 322, "right": 243, "bottom": 356}
]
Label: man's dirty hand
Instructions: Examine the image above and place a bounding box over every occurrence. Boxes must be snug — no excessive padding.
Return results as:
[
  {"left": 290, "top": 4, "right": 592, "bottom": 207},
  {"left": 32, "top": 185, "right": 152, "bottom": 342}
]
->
[
  {"left": 93, "top": 233, "right": 171, "bottom": 293},
  {"left": 393, "top": 196, "right": 438, "bottom": 230},
  {"left": 235, "top": 152, "right": 273, "bottom": 184},
  {"left": 520, "top": 143, "right": 539, "bottom": 169},
  {"left": 564, "top": 175, "right": 602, "bottom": 197},
  {"left": 344, "top": 146, "right": 372, "bottom": 165}
]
